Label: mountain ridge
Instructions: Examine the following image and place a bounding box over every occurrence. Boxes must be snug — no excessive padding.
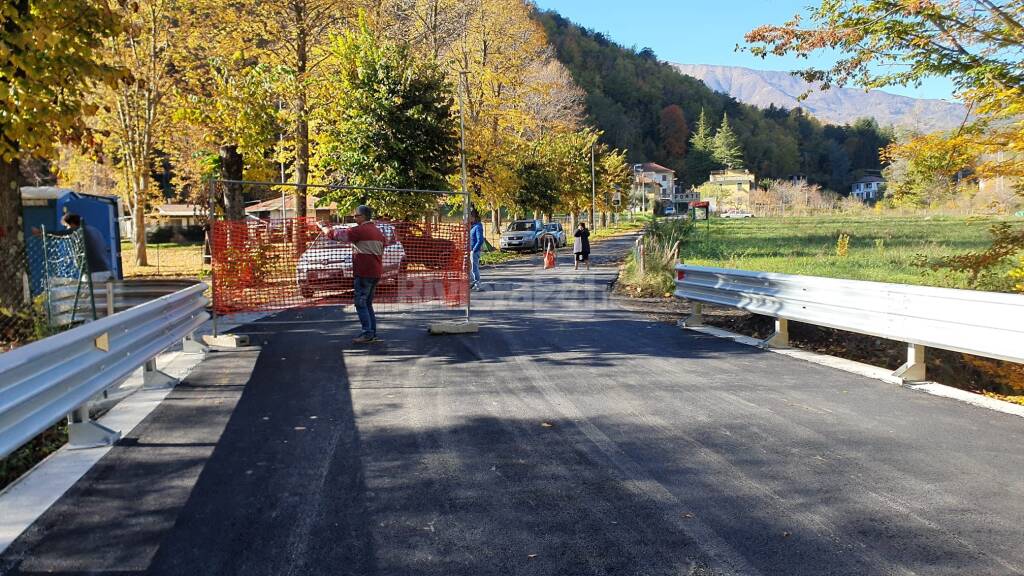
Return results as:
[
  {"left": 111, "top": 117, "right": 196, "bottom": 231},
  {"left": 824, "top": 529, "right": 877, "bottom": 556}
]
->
[{"left": 672, "top": 63, "right": 966, "bottom": 133}]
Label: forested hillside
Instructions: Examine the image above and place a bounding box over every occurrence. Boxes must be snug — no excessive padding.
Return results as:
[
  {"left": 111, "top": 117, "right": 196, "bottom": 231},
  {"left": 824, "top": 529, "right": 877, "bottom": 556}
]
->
[{"left": 535, "top": 11, "right": 894, "bottom": 191}]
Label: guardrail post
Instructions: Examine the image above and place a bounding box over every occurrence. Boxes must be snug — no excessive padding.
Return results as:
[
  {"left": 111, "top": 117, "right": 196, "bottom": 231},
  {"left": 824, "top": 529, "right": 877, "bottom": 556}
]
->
[
  {"left": 893, "top": 343, "right": 927, "bottom": 382},
  {"left": 182, "top": 332, "right": 208, "bottom": 354},
  {"left": 143, "top": 358, "right": 178, "bottom": 389},
  {"left": 763, "top": 318, "right": 790, "bottom": 348},
  {"left": 105, "top": 278, "right": 115, "bottom": 317},
  {"left": 679, "top": 301, "right": 704, "bottom": 327},
  {"left": 67, "top": 405, "right": 121, "bottom": 450}
]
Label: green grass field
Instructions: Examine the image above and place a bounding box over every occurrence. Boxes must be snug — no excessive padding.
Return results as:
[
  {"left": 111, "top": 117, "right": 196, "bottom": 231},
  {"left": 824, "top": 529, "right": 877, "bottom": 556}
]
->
[{"left": 678, "top": 215, "right": 1023, "bottom": 291}]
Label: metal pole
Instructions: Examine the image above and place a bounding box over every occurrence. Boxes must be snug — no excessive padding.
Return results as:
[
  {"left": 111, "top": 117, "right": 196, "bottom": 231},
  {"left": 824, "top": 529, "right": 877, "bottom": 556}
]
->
[
  {"left": 458, "top": 71, "right": 471, "bottom": 323},
  {"left": 590, "top": 144, "right": 596, "bottom": 229},
  {"left": 208, "top": 178, "right": 218, "bottom": 337}
]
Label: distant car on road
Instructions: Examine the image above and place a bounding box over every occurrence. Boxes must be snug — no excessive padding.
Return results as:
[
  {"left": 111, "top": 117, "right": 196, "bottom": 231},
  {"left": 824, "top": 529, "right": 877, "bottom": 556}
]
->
[
  {"left": 296, "top": 223, "right": 405, "bottom": 298},
  {"left": 720, "top": 210, "right": 754, "bottom": 219},
  {"left": 500, "top": 219, "right": 546, "bottom": 251},
  {"left": 543, "top": 222, "right": 567, "bottom": 248}
]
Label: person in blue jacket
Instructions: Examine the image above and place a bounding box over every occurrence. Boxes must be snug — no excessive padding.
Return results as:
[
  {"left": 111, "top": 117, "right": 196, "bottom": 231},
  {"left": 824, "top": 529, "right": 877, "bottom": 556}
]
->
[{"left": 469, "top": 209, "right": 484, "bottom": 291}]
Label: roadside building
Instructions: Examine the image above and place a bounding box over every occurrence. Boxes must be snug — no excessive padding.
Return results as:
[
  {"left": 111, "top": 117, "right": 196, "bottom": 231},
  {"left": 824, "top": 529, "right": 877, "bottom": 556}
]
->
[
  {"left": 705, "top": 169, "right": 755, "bottom": 212},
  {"left": 851, "top": 175, "right": 885, "bottom": 201},
  {"left": 633, "top": 162, "right": 676, "bottom": 214},
  {"left": 155, "top": 204, "right": 204, "bottom": 228},
  {"left": 245, "top": 195, "right": 338, "bottom": 220}
]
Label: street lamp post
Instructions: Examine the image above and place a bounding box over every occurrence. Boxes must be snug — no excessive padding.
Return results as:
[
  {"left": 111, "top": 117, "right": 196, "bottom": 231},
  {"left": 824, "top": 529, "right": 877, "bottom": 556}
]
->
[{"left": 457, "top": 70, "right": 470, "bottom": 322}]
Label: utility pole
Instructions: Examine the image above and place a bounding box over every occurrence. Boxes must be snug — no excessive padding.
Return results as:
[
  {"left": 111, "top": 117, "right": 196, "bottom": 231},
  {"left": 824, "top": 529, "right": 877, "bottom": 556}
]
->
[
  {"left": 590, "top": 144, "right": 597, "bottom": 229},
  {"left": 458, "top": 70, "right": 471, "bottom": 322}
]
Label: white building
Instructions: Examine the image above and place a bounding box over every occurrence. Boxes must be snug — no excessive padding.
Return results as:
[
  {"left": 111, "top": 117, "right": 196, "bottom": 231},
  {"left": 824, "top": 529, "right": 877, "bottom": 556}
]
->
[
  {"left": 634, "top": 162, "right": 676, "bottom": 213},
  {"left": 851, "top": 175, "right": 885, "bottom": 201}
]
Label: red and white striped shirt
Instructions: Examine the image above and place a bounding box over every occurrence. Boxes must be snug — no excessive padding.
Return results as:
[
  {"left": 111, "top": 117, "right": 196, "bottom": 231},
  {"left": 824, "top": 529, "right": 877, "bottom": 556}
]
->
[{"left": 327, "top": 221, "right": 385, "bottom": 279}]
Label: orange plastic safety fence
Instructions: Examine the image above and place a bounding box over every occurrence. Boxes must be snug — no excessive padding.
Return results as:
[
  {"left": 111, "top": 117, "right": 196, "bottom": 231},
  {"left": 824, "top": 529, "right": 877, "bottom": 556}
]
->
[{"left": 211, "top": 217, "right": 467, "bottom": 314}]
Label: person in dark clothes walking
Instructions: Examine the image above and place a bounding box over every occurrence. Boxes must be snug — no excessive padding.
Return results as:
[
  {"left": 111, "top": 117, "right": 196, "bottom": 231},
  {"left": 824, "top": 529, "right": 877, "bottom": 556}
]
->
[
  {"left": 33, "top": 213, "right": 113, "bottom": 282},
  {"left": 573, "top": 222, "right": 590, "bottom": 271},
  {"left": 319, "top": 205, "right": 386, "bottom": 344}
]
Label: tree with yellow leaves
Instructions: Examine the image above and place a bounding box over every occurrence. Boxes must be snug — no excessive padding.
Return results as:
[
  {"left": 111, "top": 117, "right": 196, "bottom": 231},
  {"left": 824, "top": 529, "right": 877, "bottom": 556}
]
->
[
  {"left": 746, "top": 0, "right": 1024, "bottom": 194},
  {"left": 89, "top": 0, "right": 181, "bottom": 266},
  {"left": 1, "top": 0, "right": 120, "bottom": 308}
]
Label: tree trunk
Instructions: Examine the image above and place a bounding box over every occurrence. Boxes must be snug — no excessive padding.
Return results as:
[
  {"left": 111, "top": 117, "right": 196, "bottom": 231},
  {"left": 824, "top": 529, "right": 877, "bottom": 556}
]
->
[
  {"left": 490, "top": 203, "right": 500, "bottom": 236},
  {"left": 293, "top": 20, "right": 309, "bottom": 223},
  {"left": 0, "top": 157, "right": 27, "bottom": 309},
  {"left": 133, "top": 176, "right": 148, "bottom": 266},
  {"left": 219, "top": 145, "right": 244, "bottom": 220},
  {"left": 294, "top": 107, "right": 309, "bottom": 221}
]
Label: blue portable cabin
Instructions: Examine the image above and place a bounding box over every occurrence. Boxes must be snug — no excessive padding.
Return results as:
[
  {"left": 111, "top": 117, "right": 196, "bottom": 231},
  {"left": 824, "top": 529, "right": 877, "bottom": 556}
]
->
[{"left": 20, "top": 187, "right": 124, "bottom": 295}]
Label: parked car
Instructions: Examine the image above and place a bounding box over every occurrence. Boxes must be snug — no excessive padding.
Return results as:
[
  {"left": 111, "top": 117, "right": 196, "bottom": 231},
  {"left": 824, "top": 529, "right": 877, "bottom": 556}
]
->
[
  {"left": 720, "top": 210, "right": 754, "bottom": 219},
  {"left": 543, "top": 222, "right": 567, "bottom": 247},
  {"left": 500, "top": 219, "right": 546, "bottom": 251},
  {"left": 393, "top": 222, "right": 455, "bottom": 269},
  {"left": 296, "top": 223, "right": 405, "bottom": 298}
]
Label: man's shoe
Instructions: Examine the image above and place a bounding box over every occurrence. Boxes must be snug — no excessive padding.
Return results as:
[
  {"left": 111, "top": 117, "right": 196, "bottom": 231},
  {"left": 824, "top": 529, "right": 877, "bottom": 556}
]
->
[{"left": 352, "top": 335, "right": 376, "bottom": 344}]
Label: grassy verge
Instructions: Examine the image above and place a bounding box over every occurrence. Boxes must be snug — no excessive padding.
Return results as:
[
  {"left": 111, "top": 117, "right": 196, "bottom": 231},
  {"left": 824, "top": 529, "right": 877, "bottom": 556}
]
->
[
  {"left": 618, "top": 218, "right": 693, "bottom": 297},
  {"left": 121, "top": 242, "right": 207, "bottom": 278},
  {"left": 480, "top": 250, "right": 521, "bottom": 265},
  {"left": 679, "top": 215, "right": 1022, "bottom": 291}
]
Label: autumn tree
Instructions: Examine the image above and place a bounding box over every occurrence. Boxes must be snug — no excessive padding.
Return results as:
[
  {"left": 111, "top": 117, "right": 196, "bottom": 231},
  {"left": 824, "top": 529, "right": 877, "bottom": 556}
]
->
[
  {"left": 658, "top": 104, "right": 688, "bottom": 165},
  {"left": 1, "top": 0, "right": 120, "bottom": 306},
  {"left": 169, "top": 55, "right": 281, "bottom": 217},
  {"left": 207, "top": 0, "right": 361, "bottom": 224},
  {"left": 594, "top": 143, "right": 632, "bottom": 223},
  {"left": 712, "top": 113, "right": 744, "bottom": 170},
  {"left": 882, "top": 130, "right": 981, "bottom": 208},
  {"left": 312, "top": 22, "right": 459, "bottom": 219},
  {"left": 93, "top": 0, "right": 180, "bottom": 266},
  {"left": 380, "top": 0, "right": 585, "bottom": 230},
  {"left": 746, "top": 0, "right": 1024, "bottom": 189}
]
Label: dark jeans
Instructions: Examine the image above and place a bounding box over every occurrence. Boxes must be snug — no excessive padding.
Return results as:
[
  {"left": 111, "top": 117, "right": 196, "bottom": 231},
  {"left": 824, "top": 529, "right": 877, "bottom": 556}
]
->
[{"left": 353, "top": 276, "right": 379, "bottom": 337}]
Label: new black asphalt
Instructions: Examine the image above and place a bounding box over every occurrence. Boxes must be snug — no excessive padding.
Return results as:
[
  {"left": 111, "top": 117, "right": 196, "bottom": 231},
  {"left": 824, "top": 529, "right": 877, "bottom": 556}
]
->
[{"left": 2, "top": 234, "right": 1023, "bottom": 575}]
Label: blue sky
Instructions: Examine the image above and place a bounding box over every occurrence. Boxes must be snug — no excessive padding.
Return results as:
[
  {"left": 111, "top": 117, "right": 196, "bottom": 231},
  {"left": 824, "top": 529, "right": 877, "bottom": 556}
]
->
[{"left": 534, "top": 0, "right": 959, "bottom": 102}]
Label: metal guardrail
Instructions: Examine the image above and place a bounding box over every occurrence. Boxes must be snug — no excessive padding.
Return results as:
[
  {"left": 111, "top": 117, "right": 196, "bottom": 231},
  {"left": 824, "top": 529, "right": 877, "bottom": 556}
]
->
[
  {"left": 675, "top": 264, "right": 1024, "bottom": 382},
  {"left": 49, "top": 279, "right": 200, "bottom": 319},
  {"left": 0, "top": 283, "right": 209, "bottom": 459}
]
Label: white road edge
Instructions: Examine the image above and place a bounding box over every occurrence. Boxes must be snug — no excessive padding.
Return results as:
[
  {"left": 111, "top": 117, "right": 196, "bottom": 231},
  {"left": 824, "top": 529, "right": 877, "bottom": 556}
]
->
[
  {"left": 0, "top": 312, "right": 267, "bottom": 555},
  {"left": 684, "top": 324, "right": 1024, "bottom": 420}
]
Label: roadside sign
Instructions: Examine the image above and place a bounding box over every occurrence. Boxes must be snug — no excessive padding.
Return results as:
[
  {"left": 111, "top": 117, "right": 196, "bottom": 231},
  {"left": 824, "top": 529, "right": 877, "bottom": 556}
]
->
[{"left": 690, "top": 201, "right": 709, "bottom": 221}]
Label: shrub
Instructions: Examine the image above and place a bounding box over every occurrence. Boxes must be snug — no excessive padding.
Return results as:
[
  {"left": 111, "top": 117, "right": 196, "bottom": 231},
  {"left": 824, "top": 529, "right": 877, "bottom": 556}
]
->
[{"left": 620, "top": 218, "right": 693, "bottom": 297}]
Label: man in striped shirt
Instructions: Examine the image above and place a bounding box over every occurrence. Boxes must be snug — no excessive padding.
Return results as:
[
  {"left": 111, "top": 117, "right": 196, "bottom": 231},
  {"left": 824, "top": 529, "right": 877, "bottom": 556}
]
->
[{"left": 320, "top": 205, "right": 386, "bottom": 344}]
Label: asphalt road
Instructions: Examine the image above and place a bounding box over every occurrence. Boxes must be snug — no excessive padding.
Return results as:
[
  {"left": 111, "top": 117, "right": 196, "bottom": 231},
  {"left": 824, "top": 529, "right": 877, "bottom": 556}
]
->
[{"left": 2, "top": 234, "right": 1023, "bottom": 576}]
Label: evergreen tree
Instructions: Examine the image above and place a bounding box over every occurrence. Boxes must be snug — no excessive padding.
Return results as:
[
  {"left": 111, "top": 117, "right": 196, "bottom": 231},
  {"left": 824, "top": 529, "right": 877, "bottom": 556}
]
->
[
  {"left": 690, "top": 108, "right": 713, "bottom": 154},
  {"left": 712, "top": 113, "right": 744, "bottom": 170},
  {"left": 685, "top": 108, "right": 719, "bottom": 184}
]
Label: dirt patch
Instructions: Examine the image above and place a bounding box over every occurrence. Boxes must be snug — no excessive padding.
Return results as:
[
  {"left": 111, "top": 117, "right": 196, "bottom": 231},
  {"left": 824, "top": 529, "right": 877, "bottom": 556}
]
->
[{"left": 610, "top": 285, "right": 1024, "bottom": 404}]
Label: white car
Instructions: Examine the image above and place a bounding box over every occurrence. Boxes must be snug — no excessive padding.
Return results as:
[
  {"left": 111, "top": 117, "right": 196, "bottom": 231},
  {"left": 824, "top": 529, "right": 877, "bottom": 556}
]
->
[
  {"left": 720, "top": 210, "right": 754, "bottom": 219},
  {"left": 296, "top": 223, "right": 406, "bottom": 298}
]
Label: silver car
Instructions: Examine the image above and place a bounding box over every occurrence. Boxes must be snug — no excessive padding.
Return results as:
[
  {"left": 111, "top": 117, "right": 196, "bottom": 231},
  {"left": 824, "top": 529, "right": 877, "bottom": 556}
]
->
[
  {"left": 543, "top": 222, "right": 567, "bottom": 247},
  {"left": 296, "top": 223, "right": 406, "bottom": 298},
  {"left": 500, "top": 219, "right": 546, "bottom": 251}
]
